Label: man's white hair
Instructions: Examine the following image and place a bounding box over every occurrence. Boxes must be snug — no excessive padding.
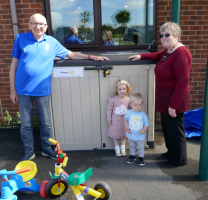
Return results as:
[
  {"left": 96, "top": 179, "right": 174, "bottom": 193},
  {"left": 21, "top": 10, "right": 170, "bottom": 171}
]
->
[{"left": 30, "top": 13, "right": 47, "bottom": 24}]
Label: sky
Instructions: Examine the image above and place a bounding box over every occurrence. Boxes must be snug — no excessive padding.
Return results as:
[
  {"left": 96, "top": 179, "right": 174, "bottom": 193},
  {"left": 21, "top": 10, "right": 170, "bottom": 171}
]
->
[{"left": 50, "top": 0, "right": 154, "bottom": 31}]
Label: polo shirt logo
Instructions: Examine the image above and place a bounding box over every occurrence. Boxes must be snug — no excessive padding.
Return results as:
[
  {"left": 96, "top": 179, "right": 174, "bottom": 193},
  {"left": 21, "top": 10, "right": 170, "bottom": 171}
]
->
[{"left": 45, "top": 43, "right": 50, "bottom": 51}]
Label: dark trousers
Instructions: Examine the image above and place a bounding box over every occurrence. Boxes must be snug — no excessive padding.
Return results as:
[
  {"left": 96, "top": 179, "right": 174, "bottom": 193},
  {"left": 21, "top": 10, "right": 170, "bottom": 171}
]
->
[{"left": 161, "top": 113, "right": 187, "bottom": 166}]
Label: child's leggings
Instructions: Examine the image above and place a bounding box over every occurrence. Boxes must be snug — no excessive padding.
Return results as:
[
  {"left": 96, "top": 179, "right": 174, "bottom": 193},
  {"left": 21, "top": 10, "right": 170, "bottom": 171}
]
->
[{"left": 129, "top": 138, "right": 145, "bottom": 157}]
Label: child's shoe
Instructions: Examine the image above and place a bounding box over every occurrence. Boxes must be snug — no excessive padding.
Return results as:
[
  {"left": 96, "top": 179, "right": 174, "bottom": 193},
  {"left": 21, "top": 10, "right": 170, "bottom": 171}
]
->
[
  {"left": 127, "top": 155, "right": 136, "bottom": 164},
  {"left": 120, "top": 145, "right": 126, "bottom": 156},
  {"left": 121, "top": 149, "right": 126, "bottom": 156},
  {"left": 115, "top": 150, "right": 121, "bottom": 157},
  {"left": 115, "top": 146, "right": 121, "bottom": 156},
  {"left": 138, "top": 157, "right": 145, "bottom": 166}
]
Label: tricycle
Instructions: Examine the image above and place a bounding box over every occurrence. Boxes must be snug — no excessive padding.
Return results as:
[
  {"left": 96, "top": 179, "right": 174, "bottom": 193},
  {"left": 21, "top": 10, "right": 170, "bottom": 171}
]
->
[
  {"left": 44, "top": 138, "right": 112, "bottom": 200},
  {"left": 0, "top": 160, "right": 47, "bottom": 200}
]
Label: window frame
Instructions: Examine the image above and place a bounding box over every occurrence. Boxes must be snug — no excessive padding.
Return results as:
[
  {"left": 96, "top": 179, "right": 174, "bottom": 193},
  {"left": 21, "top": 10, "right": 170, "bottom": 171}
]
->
[{"left": 44, "top": 0, "right": 157, "bottom": 51}]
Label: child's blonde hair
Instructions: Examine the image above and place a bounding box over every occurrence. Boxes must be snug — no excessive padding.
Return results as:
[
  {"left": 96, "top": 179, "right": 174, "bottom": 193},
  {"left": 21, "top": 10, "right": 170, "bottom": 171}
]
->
[
  {"left": 113, "top": 79, "right": 131, "bottom": 95},
  {"left": 130, "top": 93, "right": 143, "bottom": 103}
]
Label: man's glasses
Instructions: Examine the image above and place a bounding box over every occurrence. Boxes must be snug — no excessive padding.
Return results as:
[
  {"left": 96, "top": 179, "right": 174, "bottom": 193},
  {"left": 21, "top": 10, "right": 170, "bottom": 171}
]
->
[
  {"left": 159, "top": 33, "right": 174, "bottom": 38},
  {"left": 30, "top": 22, "right": 47, "bottom": 28}
]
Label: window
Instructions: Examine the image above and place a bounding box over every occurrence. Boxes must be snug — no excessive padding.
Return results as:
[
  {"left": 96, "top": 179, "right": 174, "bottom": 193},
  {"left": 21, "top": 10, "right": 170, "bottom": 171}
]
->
[
  {"left": 101, "top": 0, "right": 154, "bottom": 46},
  {"left": 49, "top": 0, "right": 95, "bottom": 45},
  {"left": 45, "top": 0, "right": 156, "bottom": 50}
]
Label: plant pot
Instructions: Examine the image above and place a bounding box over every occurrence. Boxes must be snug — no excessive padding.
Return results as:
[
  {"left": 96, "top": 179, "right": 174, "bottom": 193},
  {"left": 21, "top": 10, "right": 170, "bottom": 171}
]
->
[{"left": 0, "top": 128, "right": 41, "bottom": 152}]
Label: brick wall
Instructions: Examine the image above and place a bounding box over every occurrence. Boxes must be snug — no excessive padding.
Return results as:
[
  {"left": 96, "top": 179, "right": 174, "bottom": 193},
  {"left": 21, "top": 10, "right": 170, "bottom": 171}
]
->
[
  {"left": 155, "top": 0, "right": 208, "bottom": 122},
  {"left": 0, "top": 0, "right": 44, "bottom": 119},
  {"left": 0, "top": 0, "right": 207, "bottom": 123}
]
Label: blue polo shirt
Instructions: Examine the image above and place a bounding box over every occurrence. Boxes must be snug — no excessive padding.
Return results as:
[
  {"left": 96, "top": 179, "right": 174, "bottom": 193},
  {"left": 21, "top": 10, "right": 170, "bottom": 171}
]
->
[
  {"left": 63, "top": 34, "right": 83, "bottom": 44},
  {"left": 12, "top": 31, "right": 70, "bottom": 96}
]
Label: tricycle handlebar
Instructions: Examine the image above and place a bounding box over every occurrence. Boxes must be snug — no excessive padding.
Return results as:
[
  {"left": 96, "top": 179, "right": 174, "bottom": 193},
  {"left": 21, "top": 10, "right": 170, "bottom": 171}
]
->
[
  {"left": 49, "top": 138, "right": 58, "bottom": 145},
  {"left": 0, "top": 167, "right": 31, "bottom": 176},
  {"left": 62, "top": 157, "right": 68, "bottom": 167},
  {"left": 49, "top": 138, "right": 68, "bottom": 166}
]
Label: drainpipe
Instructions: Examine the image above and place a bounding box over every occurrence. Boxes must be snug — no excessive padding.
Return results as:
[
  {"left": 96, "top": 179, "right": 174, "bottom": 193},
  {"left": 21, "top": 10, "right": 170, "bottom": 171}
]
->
[
  {"left": 171, "top": 0, "right": 181, "bottom": 25},
  {"left": 9, "top": 0, "right": 19, "bottom": 39},
  {"left": 198, "top": 54, "right": 208, "bottom": 181},
  {"left": 145, "top": 0, "right": 149, "bottom": 44}
]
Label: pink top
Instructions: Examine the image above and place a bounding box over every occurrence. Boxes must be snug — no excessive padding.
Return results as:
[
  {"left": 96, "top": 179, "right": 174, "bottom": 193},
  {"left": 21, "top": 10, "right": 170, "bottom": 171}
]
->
[{"left": 107, "top": 96, "right": 131, "bottom": 139}]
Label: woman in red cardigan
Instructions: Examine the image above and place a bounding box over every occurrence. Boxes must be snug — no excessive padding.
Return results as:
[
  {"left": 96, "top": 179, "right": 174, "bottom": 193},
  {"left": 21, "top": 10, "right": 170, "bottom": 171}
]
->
[{"left": 129, "top": 22, "right": 192, "bottom": 168}]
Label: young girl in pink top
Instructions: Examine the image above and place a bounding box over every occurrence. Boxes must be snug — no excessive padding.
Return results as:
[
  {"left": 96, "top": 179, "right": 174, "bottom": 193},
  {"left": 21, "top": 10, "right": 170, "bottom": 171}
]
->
[{"left": 107, "top": 79, "right": 131, "bottom": 156}]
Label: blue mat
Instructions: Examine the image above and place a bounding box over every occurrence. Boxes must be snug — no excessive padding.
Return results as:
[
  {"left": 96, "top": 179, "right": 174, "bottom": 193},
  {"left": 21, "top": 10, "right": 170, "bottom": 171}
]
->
[{"left": 184, "top": 108, "right": 203, "bottom": 138}]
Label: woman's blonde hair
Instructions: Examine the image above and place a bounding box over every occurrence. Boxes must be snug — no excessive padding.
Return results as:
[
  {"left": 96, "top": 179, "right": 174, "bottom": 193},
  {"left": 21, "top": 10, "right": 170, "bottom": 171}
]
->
[
  {"left": 130, "top": 93, "right": 143, "bottom": 103},
  {"left": 113, "top": 79, "right": 131, "bottom": 95},
  {"left": 160, "top": 22, "right": 181, "bottom": 42}
]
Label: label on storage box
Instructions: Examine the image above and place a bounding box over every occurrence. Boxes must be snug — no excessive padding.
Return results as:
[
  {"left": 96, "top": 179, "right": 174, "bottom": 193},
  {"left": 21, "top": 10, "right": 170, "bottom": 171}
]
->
[{"left": 53, "top": 67, "right": 83, "bottom": 78}]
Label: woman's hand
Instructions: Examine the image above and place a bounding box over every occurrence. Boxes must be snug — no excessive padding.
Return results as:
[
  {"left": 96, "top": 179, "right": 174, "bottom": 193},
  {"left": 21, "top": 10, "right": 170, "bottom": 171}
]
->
[
  {"left": 107, "top": 121, "right": 111, "bottom": 126},
  {"left": 168, "top": 107, "right": 177, "bottom": 117},
  {"left": 128, "top": 55, "right": 141, "bottom": 61}
]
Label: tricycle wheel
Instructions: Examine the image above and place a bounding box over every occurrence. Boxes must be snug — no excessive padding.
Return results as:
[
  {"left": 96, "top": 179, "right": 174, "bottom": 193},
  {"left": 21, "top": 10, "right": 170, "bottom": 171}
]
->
[
  {"left": 40, "top": 181, "right": 48, "bottom": 197},
  {"left": 94, "top": 182, "right": 112, "bottom": 200},
  {"left": 46, "top": 179, "right": 68, "bottom": 198}
]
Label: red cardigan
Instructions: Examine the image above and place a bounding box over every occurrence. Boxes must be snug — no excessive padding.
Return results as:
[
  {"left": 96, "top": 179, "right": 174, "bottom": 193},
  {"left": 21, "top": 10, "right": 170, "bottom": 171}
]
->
[{"left": 141, "top": 46, "right": 192, "bottom": 113}]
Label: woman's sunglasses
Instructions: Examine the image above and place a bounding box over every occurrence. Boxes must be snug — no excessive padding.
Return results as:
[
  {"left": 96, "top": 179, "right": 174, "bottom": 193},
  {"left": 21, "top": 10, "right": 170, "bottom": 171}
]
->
[{"left": 159, "top": 33, "right": 174, "bottom": 38}]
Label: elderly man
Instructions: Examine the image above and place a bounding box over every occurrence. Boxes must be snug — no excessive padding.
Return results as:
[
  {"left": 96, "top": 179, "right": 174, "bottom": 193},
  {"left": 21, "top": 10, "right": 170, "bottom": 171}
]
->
[
  {"left": 62, "top": 27, "right": 83, "bottom": 44},
  {"left": 10, "top": 13, "right": 108, "bottom": 162},
  {"left": 131, "top": 32, "right": 143, "bottom": 45}
]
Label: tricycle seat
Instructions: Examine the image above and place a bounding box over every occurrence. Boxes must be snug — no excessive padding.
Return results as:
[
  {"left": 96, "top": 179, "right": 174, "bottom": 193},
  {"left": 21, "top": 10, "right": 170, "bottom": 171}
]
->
[
  {"left": 15, "top": 161, "right": 37, "bottom": 182},
  {"left": 68, "top": 167, "right": 92, "bottom": 186}
]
